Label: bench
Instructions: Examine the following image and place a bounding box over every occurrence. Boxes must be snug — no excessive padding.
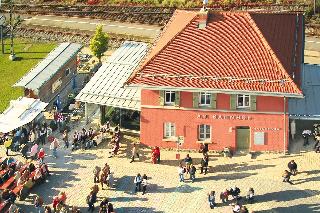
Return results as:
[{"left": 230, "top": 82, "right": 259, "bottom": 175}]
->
[
  {"left": 12, "top": 170, "right": 37, "bottom": 200},
  {"left": 0, "top": 200, "right": 9, "bottom": 212},
  {"left": 0, "top": 164, "right": 29, "bottom": 190}
]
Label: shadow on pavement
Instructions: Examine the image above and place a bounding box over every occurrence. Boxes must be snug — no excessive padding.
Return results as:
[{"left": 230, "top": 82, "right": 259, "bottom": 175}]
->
[
  {"left": 256, "top": 189, "right": 320, "bottom": 203},
  {"left": 116, "top": 206, "right": 164, "bottom": 213},
  {"left": 210, "top": 163, "right": 274, "bottom": 173},
  {"left": 147, "top": 183, "right": 202, "bottom": 194},
  {"left": 257, "top": 203, "right": 320, "bottom": 213},
  {"left": 111, "top": 196, "right": 148, "bottom": 202},
  {"left": 197, "top": 172, "right": 258, "bottom": 182}
]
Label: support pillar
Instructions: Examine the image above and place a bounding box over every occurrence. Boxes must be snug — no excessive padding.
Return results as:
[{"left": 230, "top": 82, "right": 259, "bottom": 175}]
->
[
  {"left": 85, "top": 102, "right": 88, "bottom": 124},
  {"left": 100, "top": 105, "right": 106, "bottom": 125}
]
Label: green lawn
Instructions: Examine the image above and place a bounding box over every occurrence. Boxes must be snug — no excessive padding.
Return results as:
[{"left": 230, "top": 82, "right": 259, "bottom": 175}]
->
[{"left": 0, "top": 38, "right": 56, "bottom": 113}]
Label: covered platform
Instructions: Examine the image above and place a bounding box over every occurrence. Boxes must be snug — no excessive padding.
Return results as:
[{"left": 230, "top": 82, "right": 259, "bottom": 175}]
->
[
  {"left": 76, "top": 41, "right": 148, "bottom": 126},
  {"left": 0, "top": 97, "right": 48, "bottom": 133}
]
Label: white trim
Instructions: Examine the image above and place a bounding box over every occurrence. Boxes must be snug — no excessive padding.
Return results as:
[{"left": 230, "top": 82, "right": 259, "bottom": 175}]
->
[
  {"left": 198, "top": 124, "right": 211, "bottom": 141},
  {"left": 125, "top": 84, "right": 303, "bottom": 98},
  {"left": 164, "top": 122, "right": 176, "bottom": 138},
  {"left": 237, "top": 94, "right": 250, "bottom": 108},
  {"left": 164, "top": 91, "right": 175, "bottom": 105},
  {"left": 141, "top": 104, "right": 287, "bottom": 115},
  {"left": 199, "top": 92, "right": 211, "bottom": 106}
]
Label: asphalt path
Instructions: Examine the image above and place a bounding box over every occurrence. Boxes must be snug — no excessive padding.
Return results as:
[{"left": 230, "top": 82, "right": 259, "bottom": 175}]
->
[
  {"left": 24, "top": 15, "right": 162, "bottom": 38},
  {"left": 0, "top": 13, "right": 162, "bottom": 38}
]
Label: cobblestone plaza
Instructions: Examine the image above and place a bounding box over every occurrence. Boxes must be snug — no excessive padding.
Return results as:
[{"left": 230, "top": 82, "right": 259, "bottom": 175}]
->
[{"left": 6, "top": 125, "right": 320, "bottom": 213}]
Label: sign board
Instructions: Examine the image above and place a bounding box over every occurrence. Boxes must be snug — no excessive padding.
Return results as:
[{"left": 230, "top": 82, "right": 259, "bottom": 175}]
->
[
  {"left": 254, "top": 132, "right": 265, "bottom": 145},
  {"left": 52, "top": 78, "right": 62, "bottom": 93},
  {"left": 177, "top": 136, "right": 184, "bottom": 145}
]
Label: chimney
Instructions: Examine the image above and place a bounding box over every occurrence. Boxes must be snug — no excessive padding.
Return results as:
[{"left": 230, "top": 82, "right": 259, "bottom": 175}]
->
[
  {"left": 198, "top": 10, "right": 209, "bottom": 29},
  {"left": 198, "top": 0, "right": 209, "bottom": 29}
]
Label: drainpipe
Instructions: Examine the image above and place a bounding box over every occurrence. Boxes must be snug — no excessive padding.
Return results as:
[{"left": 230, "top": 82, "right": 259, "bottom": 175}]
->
[{"left": 283, "top": 96, "right": 287, "bottom": 155}]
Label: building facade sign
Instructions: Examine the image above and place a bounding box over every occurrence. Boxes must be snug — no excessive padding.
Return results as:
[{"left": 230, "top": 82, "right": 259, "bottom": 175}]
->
[
  {"left": 254, "top": 127, "right": 281, "bottom": 131},
  {"left": 197, "top": 114, "right": 252, "bottom": 120}
]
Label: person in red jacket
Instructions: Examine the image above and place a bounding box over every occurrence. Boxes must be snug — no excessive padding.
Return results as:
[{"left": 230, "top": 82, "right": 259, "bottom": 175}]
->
[
  {"left": 52, "top": 196, "right": 59, "bottom": 212},
  {"left": 38, "top": 148, "right": 45, "bottom": 164}
]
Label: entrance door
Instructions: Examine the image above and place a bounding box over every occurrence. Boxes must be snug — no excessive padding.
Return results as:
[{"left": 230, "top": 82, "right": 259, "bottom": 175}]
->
[{"left": 236, "top": 126, "right": 250, "bottom": 150}]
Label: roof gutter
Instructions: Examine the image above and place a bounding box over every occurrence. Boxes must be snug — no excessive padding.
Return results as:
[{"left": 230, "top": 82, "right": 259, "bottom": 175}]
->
[{"left": 125, "top": 84, "right": 304, "bottom": 98}]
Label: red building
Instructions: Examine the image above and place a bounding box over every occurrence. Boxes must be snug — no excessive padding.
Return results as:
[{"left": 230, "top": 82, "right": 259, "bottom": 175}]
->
[{"left": 125, "top": 10, "right": 304, "bottom": 152}]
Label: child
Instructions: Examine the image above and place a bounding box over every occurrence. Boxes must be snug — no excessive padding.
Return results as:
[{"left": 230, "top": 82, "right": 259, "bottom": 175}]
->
[{"left": 208, "top": 191, "right": 216, "bottom": 209}]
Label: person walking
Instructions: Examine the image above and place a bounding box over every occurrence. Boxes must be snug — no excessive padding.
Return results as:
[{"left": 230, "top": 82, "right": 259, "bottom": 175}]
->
[
  {"left": 50, "top": 138, "right": 60, "bottom": 158},
  {"left": 30, "top": 143, "right": 39, "bottom": 160},
  {"left": 34, "top": 195, "right": 44, "bottom": 213},
  {"left": 288, "top": 160, "right": 298, "bottom": 175},
  {"left": 4, "top": 137, "right": 12, "bottom": 156},
  {"left": 302, "top": 129, "right": 311, "bottom": 146},
  {"left": 63, "top": 130, "right": 69, "bottom": 149},
  {"left": 246, "top": 188, "right": 255, "bottom": 204},
  {"left": 208, "top": 191, "right": 216, "bottom": 209},
  {"left": 134, "top": 173, "right": 142, "bottom": 193},
  {"left": 220, "top": 189, "right": 229, "bottom": 203},
  {"left": 189, "top": 164, "right": 196, "bottom": 183},
  {"left": 282, "top": 170, "right": 294, "bottom": 185},
  {"left": 87, "top": 190, "right": 97, "bottom": 212},
  {"left": 184, "top": 154, "right": 193, "bottom": 173},
  {"left": 99, "top": 198, "right": 109, "bottom": 213},
  {"left": 142, "top": 174, "right": 148, "bottom": 195},
  {"left": 93, "top": 166, "right": 101, "bottom": 183},
  {"left": 38, "top": 148, "right": 45, "bottom": 164},
  {"left": 200, "top": 154, "right": 209, "bottom": 175},
  {"left": 130, "top": 143, "right": 140, "bottom": 163},
  {"left": 106, "top": 172, "right": 114, "bottom": 188},
  {"left": 40, "top": 126, "right": 46, "bottom": 146},
  {"left": 178, "top": 164, "right": 185, "bottom": 182}
]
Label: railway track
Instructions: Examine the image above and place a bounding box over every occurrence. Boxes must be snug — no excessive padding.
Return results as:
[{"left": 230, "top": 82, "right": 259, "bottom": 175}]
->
[
  {"left": 13, "top": 25, "right": 152, "bottom": 47},
  {"left": 1, "top": 4, "right": 175, "bottom": 25},
  {"left": 0, "top": 3, "right": 307, "bottom": 26}
]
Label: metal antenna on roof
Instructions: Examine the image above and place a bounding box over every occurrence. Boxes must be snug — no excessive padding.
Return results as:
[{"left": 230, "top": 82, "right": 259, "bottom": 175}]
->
[{"left": 202, "top": 0, "right": 208, "bottom": 11}]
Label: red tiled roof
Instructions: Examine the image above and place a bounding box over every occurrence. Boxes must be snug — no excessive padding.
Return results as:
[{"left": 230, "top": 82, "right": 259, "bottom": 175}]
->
[{"left": 126, "top": 10, "right": 303, "bottom": 97}]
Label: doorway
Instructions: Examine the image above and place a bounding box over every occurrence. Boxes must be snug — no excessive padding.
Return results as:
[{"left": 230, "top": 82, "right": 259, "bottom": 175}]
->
[{"left": 236, "top": 126, "right": 250, "bottom": 150}]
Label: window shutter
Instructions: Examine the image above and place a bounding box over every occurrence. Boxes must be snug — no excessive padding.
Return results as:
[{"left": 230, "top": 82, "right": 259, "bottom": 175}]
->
[
  {"left": 193, "top": 92, "right": 199, "bottom": 108},
  {"left": 250, "top": 95, "right": 257, "bottom": 111},
  {"left": 230, "top": 94, "right": 236, "bottom": 110},
  {"left": 174, "top": 91, "right": 180, "bottom": 107},
  {"left": 210, "top": 93, "right": 217, "bottom": 109},
  {"left": 159, "top": 90, "right": 164, "bottom": 106}
]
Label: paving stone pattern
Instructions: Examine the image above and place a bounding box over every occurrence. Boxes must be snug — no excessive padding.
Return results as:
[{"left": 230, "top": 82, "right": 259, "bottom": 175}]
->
[{"left": 7, "top": 122, "right": 320, "bottom": 213}]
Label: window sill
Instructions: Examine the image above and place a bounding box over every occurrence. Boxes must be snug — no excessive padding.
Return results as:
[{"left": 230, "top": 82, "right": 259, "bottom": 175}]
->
[
  {"left": 199, "top": 105, "right": 211, "bottom": 108},
  {"left": 236, "top": 107, "right": 250, "bottom": 110},
  {"left": 196, "top": 140, "right": 212, "bottom": 144},
  {"left": 162, "top": 137, "right": 177, "bottom": 142}
]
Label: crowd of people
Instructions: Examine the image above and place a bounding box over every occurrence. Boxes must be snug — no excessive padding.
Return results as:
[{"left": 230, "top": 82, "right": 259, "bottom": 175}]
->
[
  {"left": 72, "top": 127, "right": 97, "bottom": 151},
  {"left": 177, "top": 153, "right": 208, "bottom": 183},
  {"left": 207, "top": 186, "right": 253, "bottom": 212},
  {"left": 1, "top": 114, "right": 313, "bottom": 213}
]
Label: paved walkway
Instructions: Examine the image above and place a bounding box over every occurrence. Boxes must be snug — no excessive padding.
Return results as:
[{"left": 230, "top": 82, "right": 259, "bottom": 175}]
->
[{"left": 5, "top": 122, "right": 320, "bottom": 212}]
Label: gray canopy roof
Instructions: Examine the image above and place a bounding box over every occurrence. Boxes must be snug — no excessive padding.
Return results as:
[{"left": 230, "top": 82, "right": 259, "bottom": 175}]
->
[{"left": 13, "top": 43, "right": 82, "bottom": 93}]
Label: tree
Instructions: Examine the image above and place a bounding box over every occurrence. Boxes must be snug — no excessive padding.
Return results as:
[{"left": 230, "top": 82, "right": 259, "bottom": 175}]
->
[{"left": 90, "top": 25, "right": 109, "bottom": 63}]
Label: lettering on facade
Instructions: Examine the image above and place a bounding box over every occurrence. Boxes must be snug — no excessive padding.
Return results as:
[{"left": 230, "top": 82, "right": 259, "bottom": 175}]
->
[
  {"left": 197, "top": 114, "right": 252, "bottom": 120},
  {"left": 254, "top": 127, "right": 281, "bottom": 131}
]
